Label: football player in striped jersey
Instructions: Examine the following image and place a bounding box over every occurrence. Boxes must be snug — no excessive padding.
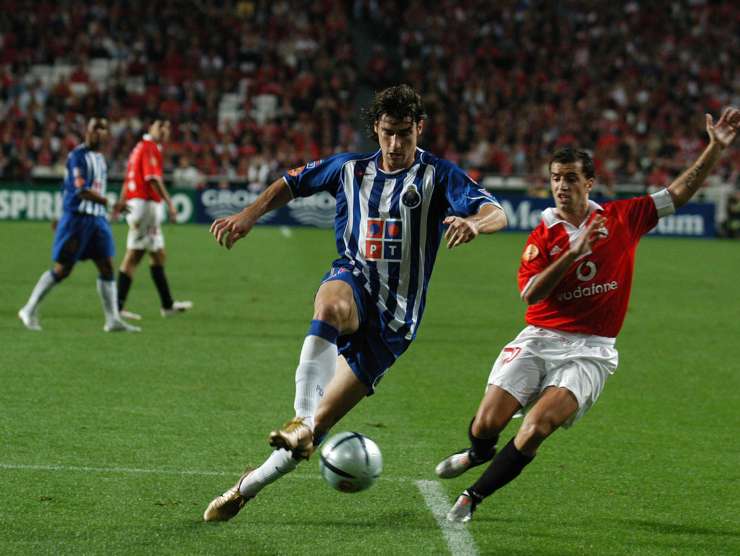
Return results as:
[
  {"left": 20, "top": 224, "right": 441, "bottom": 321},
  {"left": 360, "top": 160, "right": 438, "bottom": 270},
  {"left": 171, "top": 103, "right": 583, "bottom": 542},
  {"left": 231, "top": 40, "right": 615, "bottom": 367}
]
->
[
  {"left": 203, "top": 84, "right": 507, "bottom": 521},
  {"left": 18, "top": 117, "right": 139, "bottom": 333}
]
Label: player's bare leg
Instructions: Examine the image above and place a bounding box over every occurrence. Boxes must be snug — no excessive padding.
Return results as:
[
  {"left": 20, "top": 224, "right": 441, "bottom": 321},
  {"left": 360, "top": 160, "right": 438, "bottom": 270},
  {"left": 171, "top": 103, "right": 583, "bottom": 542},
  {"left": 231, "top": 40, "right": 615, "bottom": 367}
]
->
[
  {"left": 313, "top": 355, "right": 370, "bottom": 441},
  {"left": 448, "top": 386, "right": 578, "bottom": 523},
  {"left": 18, "top": 261, "right": 71, "bottom": 331},
  {"left": 436, "top": 385, "right": 520, "bottom": 479},
  {"left": 513, "top": 386, "right": 578, "bottom": 456},
  {"left": 269, "top": 280, "right": 359, "bottom": 459}
]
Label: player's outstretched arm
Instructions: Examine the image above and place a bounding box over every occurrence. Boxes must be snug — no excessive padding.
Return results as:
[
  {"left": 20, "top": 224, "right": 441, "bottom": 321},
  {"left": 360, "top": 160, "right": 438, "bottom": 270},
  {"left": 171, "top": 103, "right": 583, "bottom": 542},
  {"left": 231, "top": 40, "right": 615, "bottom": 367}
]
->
[
  {"left": 443, "top": 204, "right": 507, "bottom": 249},
  {"left": 210, "top": 178, "right": 293, "bottom": 249},
  {"left": 667, "top": 106, "right": 739, "bottom": 209},
  {"left": 522, "top": 215, "right": 606, "bottom": 305}
]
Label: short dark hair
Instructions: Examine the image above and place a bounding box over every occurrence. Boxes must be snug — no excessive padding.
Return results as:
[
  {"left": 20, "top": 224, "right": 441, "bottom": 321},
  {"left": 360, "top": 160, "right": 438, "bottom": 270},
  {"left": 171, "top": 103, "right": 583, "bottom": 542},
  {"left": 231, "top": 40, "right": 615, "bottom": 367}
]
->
[
  {"left": 549, "top": 147, "right": 595, "bottom": 179},
  {"left": 363, "top": 84, "right": 427, "bottom": 139}
]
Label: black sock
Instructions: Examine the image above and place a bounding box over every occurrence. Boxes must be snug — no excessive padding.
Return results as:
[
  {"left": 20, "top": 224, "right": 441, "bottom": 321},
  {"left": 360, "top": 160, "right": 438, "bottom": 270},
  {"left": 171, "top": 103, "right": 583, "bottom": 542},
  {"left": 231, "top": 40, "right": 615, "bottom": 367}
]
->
[
  {"left": 150, "top": 265, "right": 174, "bottom": 309},
  {"left": 468, "top": 418, "right": 499, "bottom": 464},
  {"left": 469, "top": 437, "right": 535, "bottom": 499},
  {"left": 117, "top": 271, "right": 132, "bottom": 310}
]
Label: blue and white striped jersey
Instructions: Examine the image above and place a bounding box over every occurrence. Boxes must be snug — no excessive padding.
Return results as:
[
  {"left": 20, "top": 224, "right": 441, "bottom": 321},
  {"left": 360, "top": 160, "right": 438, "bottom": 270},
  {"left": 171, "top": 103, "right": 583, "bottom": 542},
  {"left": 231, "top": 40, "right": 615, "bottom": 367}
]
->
[
  {"left": 284, "top": 148, "right": 501, "bottom": 341},
  {"left": 62, "top": 144, "right": 108, "bottom": 217}
]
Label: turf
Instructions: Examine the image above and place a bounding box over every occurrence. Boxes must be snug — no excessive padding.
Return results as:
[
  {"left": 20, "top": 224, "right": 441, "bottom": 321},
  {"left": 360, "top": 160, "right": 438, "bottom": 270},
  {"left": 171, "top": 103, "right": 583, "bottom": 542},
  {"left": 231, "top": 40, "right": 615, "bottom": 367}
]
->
[{"left": 1, "top": 221, "right": 739, "bottom": 555}]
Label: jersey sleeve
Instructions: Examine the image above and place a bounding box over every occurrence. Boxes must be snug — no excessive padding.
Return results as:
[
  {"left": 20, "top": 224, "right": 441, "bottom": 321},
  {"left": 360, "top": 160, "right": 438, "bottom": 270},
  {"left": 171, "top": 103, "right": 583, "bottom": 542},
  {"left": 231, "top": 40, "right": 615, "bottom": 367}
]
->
[
  {"left": 141, "top": 142, "right": 163, "bottom": 182},
  {"left": 282, "top": 154, "right": 352, "bottom": 198},
  {"left": 616, "top": 193, "right": 673, "bottom": 240},
  {"left": 517, "top": 228, "right": 549, "bottom": 298},
  {"left": 69, "top": 150, "right": 89, "bottom": 190},
  {"left": 440, "top": 160, "right": 500, "bottom": 217}
]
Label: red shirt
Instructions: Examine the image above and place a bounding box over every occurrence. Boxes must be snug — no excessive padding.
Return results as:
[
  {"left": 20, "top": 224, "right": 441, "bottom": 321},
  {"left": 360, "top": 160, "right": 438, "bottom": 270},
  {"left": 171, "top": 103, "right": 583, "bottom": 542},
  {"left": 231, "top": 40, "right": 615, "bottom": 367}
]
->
[
  {"left": 518, "top": 193, "right": 673, "bottom": 338},
  {"left": 123, "top": 135, "right": 164, "bottom": 202}
]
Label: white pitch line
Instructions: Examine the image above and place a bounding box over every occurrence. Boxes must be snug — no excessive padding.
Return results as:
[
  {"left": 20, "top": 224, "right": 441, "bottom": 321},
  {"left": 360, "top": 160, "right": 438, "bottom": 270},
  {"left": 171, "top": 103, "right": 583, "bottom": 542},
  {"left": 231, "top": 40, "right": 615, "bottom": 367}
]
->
[
  {"left": 415, "top": 480, "right": 479, "bottom": 556},
  {"left": 0, "top": 463, "right": 233, "bottom": 476},
  {"left": 0, "top": 462, "right": 411, "bottom": 483}
]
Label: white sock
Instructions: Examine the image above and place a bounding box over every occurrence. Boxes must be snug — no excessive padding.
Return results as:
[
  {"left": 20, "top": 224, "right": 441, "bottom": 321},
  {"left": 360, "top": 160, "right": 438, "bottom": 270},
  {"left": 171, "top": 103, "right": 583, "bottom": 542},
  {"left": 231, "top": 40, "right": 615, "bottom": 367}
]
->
[
  {"left": 97, "top": 278, "right": 121, "bottom": 324},
  {"left": 293, "top": 334, "right": 338, "bottom": 430},
  {"left": 238, "top": 449, "right": 298, "bottom": 497},
  {"left": 24, "top": 270, "right": 58, "bottom": 313}
]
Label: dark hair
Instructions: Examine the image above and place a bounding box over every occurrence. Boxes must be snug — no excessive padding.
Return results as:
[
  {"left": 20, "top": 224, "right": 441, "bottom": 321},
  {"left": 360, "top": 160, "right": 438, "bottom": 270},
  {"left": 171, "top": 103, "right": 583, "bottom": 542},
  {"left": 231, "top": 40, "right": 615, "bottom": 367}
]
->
[
  {"left": 363, "top": 84, "right": 427, "bottom": 139},
  {"left": 549, "top": 147, "right": 595, "bottom": 179}
]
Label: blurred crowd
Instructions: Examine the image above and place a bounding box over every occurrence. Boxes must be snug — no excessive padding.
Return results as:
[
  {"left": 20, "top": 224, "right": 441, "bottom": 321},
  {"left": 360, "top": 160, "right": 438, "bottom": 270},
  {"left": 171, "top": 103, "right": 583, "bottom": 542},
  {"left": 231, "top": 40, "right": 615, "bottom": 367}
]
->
[
  {"left": 0, "top": 0, "right": 360, "bottom": 190},
  {"left": 0, "top": 0, "right": 738, "bottom": 193}
]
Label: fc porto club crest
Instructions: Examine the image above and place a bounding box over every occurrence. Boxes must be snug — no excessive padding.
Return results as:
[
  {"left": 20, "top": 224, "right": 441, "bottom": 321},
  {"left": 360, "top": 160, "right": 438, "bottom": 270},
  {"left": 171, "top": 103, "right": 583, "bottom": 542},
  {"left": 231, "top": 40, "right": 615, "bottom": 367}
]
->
[{"left": 401, "top": 183, "right": 421, "bottom": 209}]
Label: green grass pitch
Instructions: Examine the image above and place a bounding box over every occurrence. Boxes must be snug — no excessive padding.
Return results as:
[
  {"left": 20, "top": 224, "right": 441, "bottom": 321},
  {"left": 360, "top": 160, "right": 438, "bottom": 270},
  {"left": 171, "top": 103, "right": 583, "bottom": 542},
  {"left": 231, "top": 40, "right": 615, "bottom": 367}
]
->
[{"left": 1, "top": 220, "right": 739, "bottom": 555}]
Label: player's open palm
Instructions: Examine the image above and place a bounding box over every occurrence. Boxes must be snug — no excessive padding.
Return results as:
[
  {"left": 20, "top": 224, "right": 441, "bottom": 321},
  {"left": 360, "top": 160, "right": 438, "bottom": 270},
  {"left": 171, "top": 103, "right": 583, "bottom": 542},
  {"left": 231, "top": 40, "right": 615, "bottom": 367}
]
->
[
  {"left": 210, "top": 211, "right": 255, "bottom": 249},
  {"left": 443, "top": 216, "right": 478, "bottom": 249},
  {"left": 707, "top": 106, "right": 740, "bottom": 149},
  {"left": 570, "top": 215, "right": 606, "bottom": 258}
]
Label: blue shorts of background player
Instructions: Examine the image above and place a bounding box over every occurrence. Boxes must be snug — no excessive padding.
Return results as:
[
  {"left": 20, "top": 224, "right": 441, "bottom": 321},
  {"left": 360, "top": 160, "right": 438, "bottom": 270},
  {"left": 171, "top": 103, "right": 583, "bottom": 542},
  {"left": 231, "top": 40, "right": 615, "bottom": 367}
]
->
[
  {"left": 320, "top": 263, "right": 412, "bottom": 395},
  {"left": 52, "top": 212, "right": 115, "bottom": 265},
  {"left": 18, "top": 212, "right": 138, "bottom": 333}
]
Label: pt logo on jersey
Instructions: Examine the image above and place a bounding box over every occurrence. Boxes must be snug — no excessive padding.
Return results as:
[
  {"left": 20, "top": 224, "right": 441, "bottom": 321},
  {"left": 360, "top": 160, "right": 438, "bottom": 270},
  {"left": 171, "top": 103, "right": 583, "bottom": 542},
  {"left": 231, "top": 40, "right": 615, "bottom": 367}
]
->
[{"left": 365, "top": 218, "right": 402, "bottom": 261}]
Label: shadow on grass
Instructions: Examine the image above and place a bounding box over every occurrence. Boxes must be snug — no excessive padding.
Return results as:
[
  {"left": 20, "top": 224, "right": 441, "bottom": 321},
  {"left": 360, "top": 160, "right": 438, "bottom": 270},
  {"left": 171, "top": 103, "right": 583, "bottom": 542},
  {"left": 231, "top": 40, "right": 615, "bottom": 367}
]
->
[{"left": 619, "top": 518, "right": 740, "bottom": 538}]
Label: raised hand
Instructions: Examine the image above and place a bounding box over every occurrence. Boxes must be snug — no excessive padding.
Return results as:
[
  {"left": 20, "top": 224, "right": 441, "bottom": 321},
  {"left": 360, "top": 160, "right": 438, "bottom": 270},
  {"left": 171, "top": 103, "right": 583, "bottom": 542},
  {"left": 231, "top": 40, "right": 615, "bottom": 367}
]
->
[
  {"left": 210, "top": 211, "right": 255, "bottom": 249},
  {"left": 707, "top": 106, "right": 740, "bottom": 149},
  {"left": 570, "top": 215, "right": 607, "bottom": 258},
  {"left": 443, "top": 216, "right": 479, "bottom": 249}
]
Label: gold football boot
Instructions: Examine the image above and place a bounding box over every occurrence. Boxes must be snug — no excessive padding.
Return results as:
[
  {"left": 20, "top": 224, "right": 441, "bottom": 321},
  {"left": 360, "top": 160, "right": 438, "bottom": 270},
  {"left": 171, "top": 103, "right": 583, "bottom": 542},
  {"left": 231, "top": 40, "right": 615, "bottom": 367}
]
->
[
  {"left": 203, "top": 468, "right": 255, "bottom": 522},
  {"left": 268, "top": 417, "right": 314, "bottom": 460}
]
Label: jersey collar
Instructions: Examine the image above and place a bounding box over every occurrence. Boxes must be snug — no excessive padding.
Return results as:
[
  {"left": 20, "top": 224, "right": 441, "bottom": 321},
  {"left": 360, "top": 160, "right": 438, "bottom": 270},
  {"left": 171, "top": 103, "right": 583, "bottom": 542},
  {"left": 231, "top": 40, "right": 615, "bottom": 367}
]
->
[
  {"left": 143, "top": 134, "right": 162, "bottom": 151},
  {"left": 375, "top": 148, "right": 422, "bottom": 176},
  {"left": 542, "top": 199, "right": 604, "bottom": 229}
]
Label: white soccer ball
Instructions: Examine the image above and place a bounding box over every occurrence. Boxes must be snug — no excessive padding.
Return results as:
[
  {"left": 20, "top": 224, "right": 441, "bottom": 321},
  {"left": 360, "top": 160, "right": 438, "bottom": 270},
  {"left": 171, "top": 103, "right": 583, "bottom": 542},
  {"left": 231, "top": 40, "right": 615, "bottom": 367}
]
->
[{"left": 319, "top": 431, "right": 383, "bottom": 493}]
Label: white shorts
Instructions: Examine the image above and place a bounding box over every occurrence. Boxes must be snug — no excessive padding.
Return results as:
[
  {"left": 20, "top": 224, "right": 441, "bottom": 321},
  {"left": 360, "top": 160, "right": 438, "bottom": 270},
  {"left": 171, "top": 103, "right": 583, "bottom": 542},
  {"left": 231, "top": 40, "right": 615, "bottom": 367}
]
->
[
  {"left": 125, "top": 199, "right": 165, "bottom": 251},
  {"left": 487, "top": 325, "right": 619, "bottom": 428}
]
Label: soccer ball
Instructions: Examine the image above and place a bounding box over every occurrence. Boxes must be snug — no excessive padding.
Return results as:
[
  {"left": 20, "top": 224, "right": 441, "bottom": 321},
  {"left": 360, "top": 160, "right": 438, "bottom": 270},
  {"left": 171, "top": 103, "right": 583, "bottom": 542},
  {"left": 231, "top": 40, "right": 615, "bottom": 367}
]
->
[{"left": 319, "top": 431, "right": 383, "bottom": 493}]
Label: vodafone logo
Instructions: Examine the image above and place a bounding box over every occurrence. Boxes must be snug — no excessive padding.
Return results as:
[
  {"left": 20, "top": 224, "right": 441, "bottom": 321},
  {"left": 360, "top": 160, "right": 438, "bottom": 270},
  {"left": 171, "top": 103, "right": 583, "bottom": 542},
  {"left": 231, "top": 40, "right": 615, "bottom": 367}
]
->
[{"left": 576, "top": 260, "right": 597, "bottom": 281}]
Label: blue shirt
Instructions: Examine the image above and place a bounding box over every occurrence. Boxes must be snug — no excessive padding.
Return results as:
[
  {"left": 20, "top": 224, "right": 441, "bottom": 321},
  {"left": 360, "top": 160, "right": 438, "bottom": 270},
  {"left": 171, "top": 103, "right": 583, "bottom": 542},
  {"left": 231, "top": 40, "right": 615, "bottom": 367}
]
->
[
  {"left": 62, "top": 144, "right": 108, "bottom": 217},
  {"left": 283, "top": 148, "right": 500, "bottom": 341}
]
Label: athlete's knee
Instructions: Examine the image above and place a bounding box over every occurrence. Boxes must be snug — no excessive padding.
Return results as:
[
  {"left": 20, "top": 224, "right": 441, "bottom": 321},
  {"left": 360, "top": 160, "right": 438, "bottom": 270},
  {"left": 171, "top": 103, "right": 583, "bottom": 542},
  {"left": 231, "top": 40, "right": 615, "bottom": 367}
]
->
[
  {"left": 53, "top": 264, "right": 73, "bottom": 280},
  {"left": 96, "top": 260, "right": 114, "bottom": 279},
  {"left": 471, "top": 412, "right": 508, "bottom": 438},
  {"left": 150, "top": 250, "right": 166, "bottom": 266},
  {"left": 314, "top": 297, "right": 353, "bottom": 329},
  {"left": 517, "top": 418, "right": 556, "bottom": 447}
]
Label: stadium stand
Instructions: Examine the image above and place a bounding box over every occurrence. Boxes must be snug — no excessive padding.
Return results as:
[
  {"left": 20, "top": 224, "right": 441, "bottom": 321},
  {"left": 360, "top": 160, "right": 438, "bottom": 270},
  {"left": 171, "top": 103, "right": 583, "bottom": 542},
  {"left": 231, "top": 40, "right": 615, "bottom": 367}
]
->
[{"left": 0, "top": 0, "right": 737, "bottom": 199}]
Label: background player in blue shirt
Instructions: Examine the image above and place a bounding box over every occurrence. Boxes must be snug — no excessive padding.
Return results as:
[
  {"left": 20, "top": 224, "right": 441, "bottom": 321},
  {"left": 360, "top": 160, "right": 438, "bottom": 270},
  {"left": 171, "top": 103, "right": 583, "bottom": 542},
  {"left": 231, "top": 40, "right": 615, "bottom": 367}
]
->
[
  {"left": 18, "top": 117, "right": 140, "bottom": 333},
  {"left": 204, "top": 84, "right": 508, "bottom": 521}
]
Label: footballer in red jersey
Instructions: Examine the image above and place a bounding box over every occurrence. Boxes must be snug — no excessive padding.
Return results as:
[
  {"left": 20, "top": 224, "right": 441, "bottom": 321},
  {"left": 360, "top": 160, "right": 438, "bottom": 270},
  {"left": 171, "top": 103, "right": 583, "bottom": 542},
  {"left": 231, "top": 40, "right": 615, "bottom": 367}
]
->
[
  {"left": 436, "top": 106, "right": 740, "bottom": 525},
  {"left": 111, "top": 119, "right": 192, "bottom": 320}
]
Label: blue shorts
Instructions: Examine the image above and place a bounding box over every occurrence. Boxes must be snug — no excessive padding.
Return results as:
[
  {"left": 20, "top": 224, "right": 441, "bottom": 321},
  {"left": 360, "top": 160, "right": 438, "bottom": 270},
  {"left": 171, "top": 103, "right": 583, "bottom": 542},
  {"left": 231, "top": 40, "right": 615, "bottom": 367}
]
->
[
  {"left": 52, "top": 212, "right": 115, "bottom": 266},
  {"left": 320, "top": 263, "right": 411, "bottom": 394}
]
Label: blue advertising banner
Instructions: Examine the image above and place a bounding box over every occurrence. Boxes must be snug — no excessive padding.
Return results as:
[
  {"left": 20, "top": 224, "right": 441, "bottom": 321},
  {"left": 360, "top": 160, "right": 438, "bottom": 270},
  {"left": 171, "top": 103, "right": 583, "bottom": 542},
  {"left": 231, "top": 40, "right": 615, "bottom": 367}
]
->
[
  {"left": 195, "top": 189, "right": 716, "bottom": 238},
  {"left": 0, "top": 184, "right": 716, "bottom": 237}
]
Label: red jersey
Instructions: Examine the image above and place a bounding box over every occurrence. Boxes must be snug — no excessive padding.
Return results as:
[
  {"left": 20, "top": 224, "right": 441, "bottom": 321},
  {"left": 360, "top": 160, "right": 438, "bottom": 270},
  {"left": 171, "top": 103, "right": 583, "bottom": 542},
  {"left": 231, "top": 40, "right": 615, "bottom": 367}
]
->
[
  {"left": 518, "top": 191, "right": 674, "bottom": 338},
  {"left": 123, "top": 135, "right": 164, "bottom": 202}
]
